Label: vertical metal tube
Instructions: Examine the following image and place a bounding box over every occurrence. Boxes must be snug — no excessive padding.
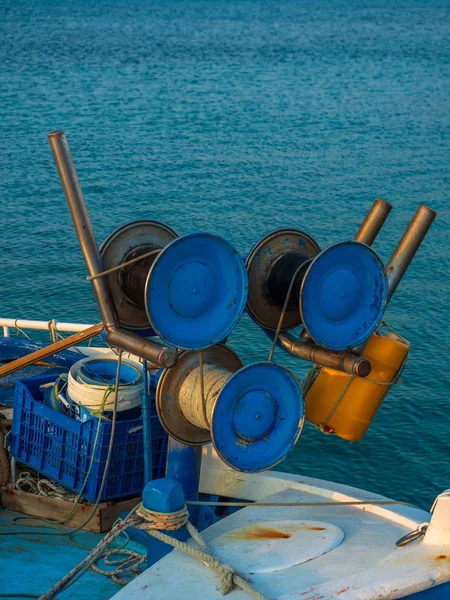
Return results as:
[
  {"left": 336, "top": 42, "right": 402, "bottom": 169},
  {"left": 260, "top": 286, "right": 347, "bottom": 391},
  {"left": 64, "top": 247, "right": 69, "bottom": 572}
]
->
[
  {"left": 47, "top": 131, "right": 177, "bottom": 368},
  {"left": 354, "top": 198, "right": 392, "bottom": 246},
  {"left": 141, "top": 360, "right": 153, "bottom": 485},
  {"left": 386, "top": 205, "right": 436, "bottom": 300},
  {"left": 48, "top": 131, "right": 119, "bottom": 329}
]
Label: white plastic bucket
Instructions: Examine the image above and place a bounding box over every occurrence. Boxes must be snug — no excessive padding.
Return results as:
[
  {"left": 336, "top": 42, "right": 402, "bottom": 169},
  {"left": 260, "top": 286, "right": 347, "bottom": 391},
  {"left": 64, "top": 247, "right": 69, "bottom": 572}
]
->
[{"left": 67, "top": 356, "right": 143, "bottom": 413}]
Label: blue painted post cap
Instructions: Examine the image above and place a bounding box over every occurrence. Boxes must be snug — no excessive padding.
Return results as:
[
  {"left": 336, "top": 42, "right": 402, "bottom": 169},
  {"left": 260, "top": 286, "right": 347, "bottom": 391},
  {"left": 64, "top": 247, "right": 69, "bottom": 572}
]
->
[
  {"left": 142, "top": 477, "right": 185, "bottom": 513},
  {"left": 141, "top": 478, "right": 187, "bottom": 567}
]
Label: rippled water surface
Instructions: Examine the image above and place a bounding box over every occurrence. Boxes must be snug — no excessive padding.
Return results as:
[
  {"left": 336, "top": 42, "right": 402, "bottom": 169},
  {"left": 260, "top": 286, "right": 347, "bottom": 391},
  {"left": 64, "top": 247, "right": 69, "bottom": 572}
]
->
[{"left": 1, "top": 0, "right": 449, "bottom": 508}]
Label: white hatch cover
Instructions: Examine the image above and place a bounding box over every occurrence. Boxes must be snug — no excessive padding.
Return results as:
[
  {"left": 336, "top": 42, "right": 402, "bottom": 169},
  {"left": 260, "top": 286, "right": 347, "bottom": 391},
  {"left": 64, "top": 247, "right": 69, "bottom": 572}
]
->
[{"left": 210, "top": 519, "right": 344, "bottom": 574}]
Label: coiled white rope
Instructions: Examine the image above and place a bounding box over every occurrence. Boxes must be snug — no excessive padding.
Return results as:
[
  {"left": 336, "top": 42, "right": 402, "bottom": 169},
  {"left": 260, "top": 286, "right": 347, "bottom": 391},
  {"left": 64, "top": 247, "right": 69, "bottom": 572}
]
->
[
  {"left": 38, "top": 511, "right": 142, "bottom": 600},
  {"left": 15, "top": 471, "right": 80, "bottom": 503},
  {"left": 91, "top": 548, "right": 146, "bottom": 586},
  {"left": 137, "top": 504, "right": 189, "bottom": 531}
]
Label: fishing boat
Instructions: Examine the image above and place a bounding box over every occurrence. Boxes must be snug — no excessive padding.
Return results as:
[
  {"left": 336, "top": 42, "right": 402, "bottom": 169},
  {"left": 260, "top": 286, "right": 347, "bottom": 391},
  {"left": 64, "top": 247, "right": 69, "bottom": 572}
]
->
[{"left": 0, "top": 131, "right": 447, "bottom": 600}]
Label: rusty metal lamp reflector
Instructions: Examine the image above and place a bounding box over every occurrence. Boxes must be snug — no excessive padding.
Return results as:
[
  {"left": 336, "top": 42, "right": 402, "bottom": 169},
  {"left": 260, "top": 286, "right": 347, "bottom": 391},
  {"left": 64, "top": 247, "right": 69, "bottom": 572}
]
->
[{"left": 99, "top": 220, "right": 178, "bottom": 332}]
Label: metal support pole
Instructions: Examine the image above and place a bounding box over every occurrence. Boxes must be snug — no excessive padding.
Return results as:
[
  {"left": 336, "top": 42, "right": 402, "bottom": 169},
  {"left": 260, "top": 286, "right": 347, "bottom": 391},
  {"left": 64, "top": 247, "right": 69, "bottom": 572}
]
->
[
  {"left": 354, "top": 198, "right": 392, "bottom": 246},
  {"left": 47, "top": 131, "right": 177, "bottom": 368},
  {"left": 277, "top": 332, "right": 371, "bottom": 377},
  {"left": 386, "top": 205, "right": 436, "bottom": 301},
  {"left": 142, "top": 360, "right": 153, "bottom": 485},
  {"left": 47, "top": 132, "right": 118, "bottom": 329}
]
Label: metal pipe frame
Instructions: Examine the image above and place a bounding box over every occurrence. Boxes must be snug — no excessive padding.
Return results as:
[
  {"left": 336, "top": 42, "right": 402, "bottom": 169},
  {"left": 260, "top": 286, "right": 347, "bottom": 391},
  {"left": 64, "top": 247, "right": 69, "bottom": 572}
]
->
[
  {"left": 166, "top": 439, "right": 202, "bottom": 524},
  {"left": 141, "top": 360, "right": 153, "bottom": 485},
  {"left": 277, "top": 332, "right": 372, "bottom": 377},
  {"left": 354, "top": 198, "right": 392, "bottom": 246},
  {"left": 47, "top": 131, "right": 177, "bottom": 368},
  {"left": 386, "top": 205, "right": 436, "bottom": 301}
]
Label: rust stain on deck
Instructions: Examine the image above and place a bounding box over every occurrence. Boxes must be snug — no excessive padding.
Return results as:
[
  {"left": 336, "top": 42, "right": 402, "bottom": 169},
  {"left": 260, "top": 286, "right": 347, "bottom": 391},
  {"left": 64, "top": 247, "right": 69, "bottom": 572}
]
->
[
  {"left": 228, "top": 526, "right": 291, "bottom": 540},
  {"left": 225, "top": 522, "right": 326, "bottom": 541}
]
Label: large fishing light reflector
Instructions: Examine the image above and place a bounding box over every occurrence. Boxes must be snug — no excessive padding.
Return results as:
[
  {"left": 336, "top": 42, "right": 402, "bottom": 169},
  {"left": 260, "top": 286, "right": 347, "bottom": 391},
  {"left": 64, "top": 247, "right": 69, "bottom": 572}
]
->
[
  {"left": 246, "top": 229, "right": 321, "bottom": 331},
  {"left": 100, "top": 220, "right": 178, "bottom": 332},
  {"left": 146, "top": 233, "right": 248, "bottom": 350},
  {"left": 300, "top": 241, "right": 388, "bottom": 350},
  {"left": 212, "top": 362, "right": 304, "bottom": 472},
  {"left": 156, "top": 346, "right": 304, "bottom": 473}
]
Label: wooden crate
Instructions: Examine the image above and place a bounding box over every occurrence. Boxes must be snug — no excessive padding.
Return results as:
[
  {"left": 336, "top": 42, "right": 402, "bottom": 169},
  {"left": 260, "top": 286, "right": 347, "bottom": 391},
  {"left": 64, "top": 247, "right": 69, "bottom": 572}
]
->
[{"left": 1, "top": 485, "right": 140, "bottom": 533}]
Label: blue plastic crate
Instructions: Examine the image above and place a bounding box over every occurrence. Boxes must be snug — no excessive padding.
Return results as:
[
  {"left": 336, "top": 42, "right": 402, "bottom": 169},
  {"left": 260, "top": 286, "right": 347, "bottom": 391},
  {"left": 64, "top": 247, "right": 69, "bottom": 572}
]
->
[{"left": 10, "top": 374, "right": 168, "bottom": 503}]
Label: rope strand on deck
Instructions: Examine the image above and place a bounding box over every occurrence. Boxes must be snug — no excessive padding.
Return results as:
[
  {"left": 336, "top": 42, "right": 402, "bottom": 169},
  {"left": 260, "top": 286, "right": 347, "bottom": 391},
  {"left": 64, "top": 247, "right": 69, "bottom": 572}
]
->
[
  {"left": 136, "top": 505, "right": 269, "bottom": 600},
  {"left": 38, "top": 500, "right": 269, "bottom": 600},
  {"left": 91, "top": 548, "right": 145, "bottom": 586},
  {"left": 184, "top": 499, "right": 413, "bottom": 508},
  {"left": 38, "top": 512, "right": 141, "bottom": 600}
]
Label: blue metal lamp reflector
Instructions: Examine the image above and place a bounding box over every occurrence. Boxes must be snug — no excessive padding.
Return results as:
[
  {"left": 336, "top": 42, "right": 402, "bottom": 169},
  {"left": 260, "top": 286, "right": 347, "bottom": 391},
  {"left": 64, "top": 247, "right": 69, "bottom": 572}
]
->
[
  {"left": 212, "top": 362, "right": 304, "bottom": 472},
  {"left": 146, "top": 232, "right": 248, "bottom": 350},
  {"left": 300, "top": 241, "right": 388, "bottom": 350}
]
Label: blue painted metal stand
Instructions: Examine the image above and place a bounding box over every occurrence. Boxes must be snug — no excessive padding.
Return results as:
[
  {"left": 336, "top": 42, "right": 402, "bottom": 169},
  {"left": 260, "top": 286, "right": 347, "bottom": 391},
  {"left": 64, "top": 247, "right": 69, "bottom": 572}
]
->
[
  {"left": 165, "top": 438, "right": 219, "bottom": 529},
  {"left": 142, "top": 478, "right": 188, "bottom": 567},
  {"left": 166, "top": 438, "right": 202, "bottom": 524}
]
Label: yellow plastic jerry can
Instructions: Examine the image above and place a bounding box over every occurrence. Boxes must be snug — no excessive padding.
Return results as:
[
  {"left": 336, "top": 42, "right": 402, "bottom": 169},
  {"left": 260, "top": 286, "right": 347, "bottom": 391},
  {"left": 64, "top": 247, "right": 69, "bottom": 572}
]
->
[{"left": 305, "top": 330, "right": 409, "bottom": 442}]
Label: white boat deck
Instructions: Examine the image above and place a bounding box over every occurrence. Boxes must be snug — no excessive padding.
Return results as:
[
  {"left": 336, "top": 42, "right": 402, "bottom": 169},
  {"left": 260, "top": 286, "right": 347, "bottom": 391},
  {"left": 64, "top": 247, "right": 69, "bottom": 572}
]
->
[{"left": 113, "top": 448, "right": 450, "bottom": 600}]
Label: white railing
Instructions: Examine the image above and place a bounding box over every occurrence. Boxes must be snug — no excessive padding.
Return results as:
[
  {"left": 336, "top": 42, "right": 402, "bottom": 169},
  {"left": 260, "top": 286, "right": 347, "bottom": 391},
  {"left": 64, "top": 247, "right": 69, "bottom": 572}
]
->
[
  {"left": 0, "top": 318, "right": 94, "bottom": 338},
  {"left": 0, "top": 318, "right": 147, "bottom": 363}
]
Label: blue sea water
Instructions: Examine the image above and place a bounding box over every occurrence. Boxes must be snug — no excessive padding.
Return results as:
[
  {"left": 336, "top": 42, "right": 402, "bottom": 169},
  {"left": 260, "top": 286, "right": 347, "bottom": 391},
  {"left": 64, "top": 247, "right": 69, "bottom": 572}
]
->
[{"left": 0, "top": 0, "right": 449, "bottom": 508}]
